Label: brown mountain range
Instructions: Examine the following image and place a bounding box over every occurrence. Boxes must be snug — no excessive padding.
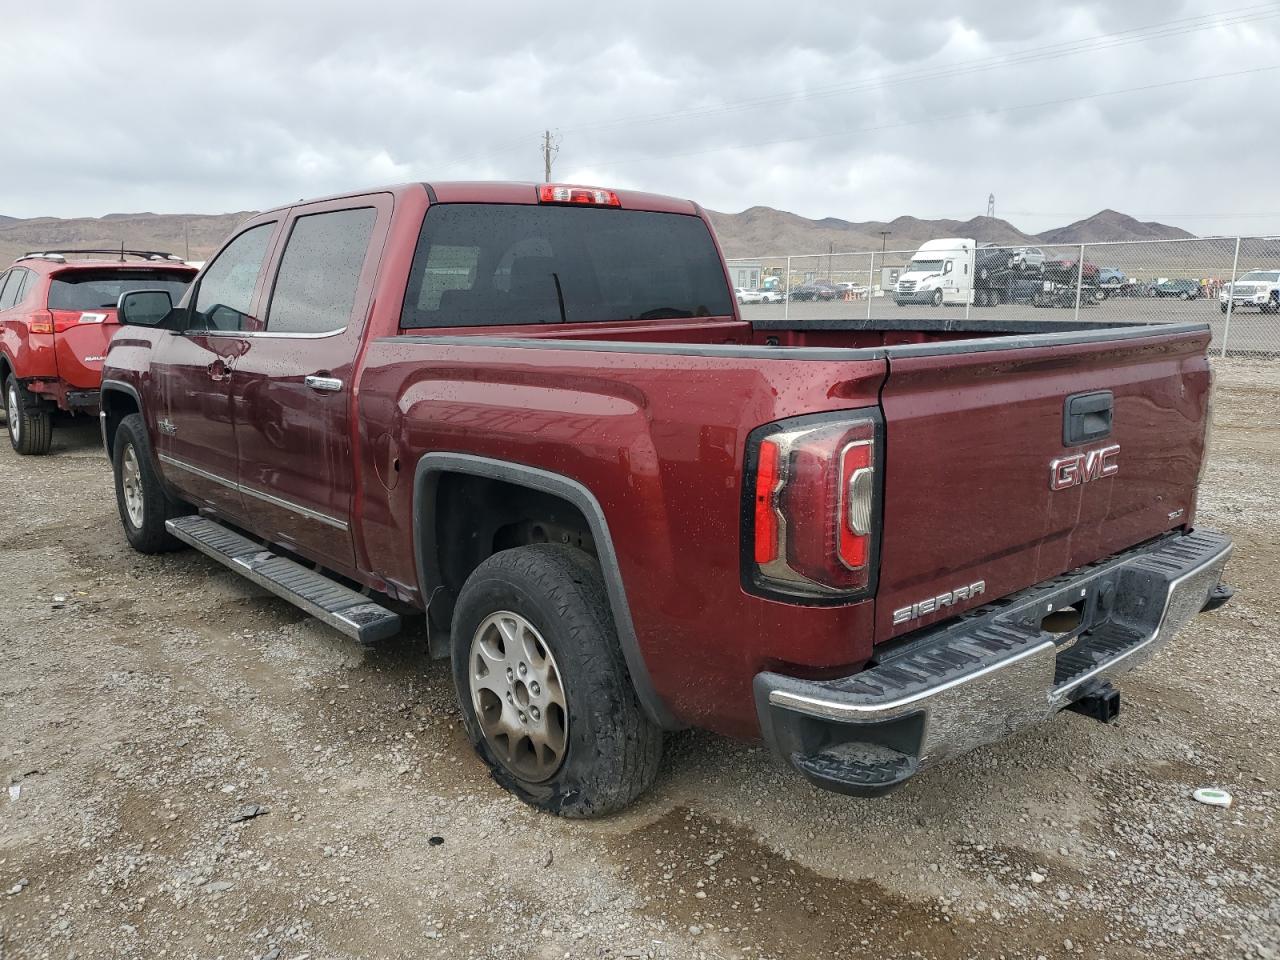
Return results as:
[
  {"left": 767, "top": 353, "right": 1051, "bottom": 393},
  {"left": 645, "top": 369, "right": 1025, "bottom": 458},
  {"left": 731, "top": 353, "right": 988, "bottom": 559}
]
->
[
  {"left": 0, "top": 206, "right": 1195, "bottom": 266},
  {"left": 702, "top": 207, "right": 1196, "bottom": 259}
]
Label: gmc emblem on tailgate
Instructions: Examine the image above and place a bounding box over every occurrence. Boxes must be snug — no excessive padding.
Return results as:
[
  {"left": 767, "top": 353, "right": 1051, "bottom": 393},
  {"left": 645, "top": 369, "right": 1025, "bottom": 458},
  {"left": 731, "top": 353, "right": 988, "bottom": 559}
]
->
[{"left": 1050, "top": 443, "right": 1119, "bottom": 490}]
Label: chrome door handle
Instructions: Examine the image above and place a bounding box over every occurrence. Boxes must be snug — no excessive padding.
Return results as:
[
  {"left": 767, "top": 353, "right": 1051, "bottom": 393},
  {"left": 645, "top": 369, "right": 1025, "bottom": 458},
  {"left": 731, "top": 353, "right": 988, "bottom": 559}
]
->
[{"left": 305, "top": 375, "right": 343, "bottom": 393}]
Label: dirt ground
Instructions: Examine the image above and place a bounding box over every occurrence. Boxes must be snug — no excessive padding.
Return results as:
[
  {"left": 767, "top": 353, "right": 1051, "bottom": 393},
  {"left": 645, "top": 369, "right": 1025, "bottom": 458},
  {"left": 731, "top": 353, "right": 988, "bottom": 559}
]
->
[{"left": 1, "top": 361, "right": 1277, "bottom": 960}]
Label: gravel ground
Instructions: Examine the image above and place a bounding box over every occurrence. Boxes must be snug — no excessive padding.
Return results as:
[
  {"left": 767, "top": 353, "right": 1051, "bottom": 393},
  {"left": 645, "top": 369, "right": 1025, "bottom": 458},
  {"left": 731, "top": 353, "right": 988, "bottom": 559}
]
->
[{"left": 1, "top": 360, "right": 1277, "bottom": 960}]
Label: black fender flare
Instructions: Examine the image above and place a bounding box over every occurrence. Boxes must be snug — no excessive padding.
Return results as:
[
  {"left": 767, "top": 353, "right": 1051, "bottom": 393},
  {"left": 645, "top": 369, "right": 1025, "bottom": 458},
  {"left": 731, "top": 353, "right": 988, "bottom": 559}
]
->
[
  {"left": 412, "top": 452, "right": 679, "bottom": 729},
  {"left": 99, "top": 378, "right": 145, "bottom": 458}
]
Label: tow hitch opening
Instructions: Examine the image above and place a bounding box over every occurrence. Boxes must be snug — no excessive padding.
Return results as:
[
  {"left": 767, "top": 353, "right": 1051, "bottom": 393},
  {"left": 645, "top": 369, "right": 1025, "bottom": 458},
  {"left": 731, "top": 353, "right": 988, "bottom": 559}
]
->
[{"left": 1067, "top": 679, "right": 1121, "bottom": 724}]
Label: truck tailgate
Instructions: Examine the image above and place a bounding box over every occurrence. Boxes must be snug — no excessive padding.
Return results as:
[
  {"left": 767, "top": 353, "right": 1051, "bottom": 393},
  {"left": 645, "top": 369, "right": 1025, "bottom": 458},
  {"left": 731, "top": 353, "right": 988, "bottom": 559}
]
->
[{"left": 875, "top": 326, "right": 1212, "bottom": 641}]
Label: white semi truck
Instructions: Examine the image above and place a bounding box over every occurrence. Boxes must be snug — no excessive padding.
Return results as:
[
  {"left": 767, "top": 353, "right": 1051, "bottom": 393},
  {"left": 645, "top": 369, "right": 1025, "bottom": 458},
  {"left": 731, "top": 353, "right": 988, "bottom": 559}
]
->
[
  {"left": 895, "top": 238, "right": 1100, "bottom": 308},
  {"left": 893, "top": 238, "right": 977, "bottom": 307}
]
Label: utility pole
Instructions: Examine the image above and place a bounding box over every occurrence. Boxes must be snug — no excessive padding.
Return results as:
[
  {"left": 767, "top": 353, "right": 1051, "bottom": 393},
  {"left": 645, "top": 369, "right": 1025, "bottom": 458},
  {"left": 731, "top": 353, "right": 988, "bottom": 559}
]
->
[
  {"left": 986, "top": 193, "right": 996, "bottom": 218},
  {"left": 541, "top": 130, "right": 560, "bottom": 182},
  {"left": 879, "top": 230, "right": 891, "bottom": 253},
  {"left": 184, "top": 221, "right": 190, "bottom": 261}
]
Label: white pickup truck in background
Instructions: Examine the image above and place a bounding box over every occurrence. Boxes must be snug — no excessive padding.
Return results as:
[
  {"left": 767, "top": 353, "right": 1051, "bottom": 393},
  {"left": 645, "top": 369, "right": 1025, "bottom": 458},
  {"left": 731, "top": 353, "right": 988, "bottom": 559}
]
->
[{"left": 1221, "top": 269, "right": 1280, "bottom": 314}]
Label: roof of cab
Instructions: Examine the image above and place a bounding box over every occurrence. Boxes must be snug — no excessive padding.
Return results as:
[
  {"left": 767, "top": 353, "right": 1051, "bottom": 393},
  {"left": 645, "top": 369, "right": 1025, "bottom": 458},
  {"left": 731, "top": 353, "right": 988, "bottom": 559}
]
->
[{"left": 258, "top": 181, "right": 701, "bottom": 217}]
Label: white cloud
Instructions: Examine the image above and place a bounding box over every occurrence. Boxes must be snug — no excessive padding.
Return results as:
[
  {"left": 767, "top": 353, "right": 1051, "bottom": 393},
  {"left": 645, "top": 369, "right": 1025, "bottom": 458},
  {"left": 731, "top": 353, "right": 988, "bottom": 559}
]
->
[{"left": 0, "top": 0, "right": 1275, "bottom": 235}]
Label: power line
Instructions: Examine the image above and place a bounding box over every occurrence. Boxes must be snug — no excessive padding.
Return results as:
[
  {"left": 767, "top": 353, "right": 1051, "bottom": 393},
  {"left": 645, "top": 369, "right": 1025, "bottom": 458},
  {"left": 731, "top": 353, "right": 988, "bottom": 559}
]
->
[
  {"left": 441, "top": 3, "right": 1278, "bottom": 170},
  {"left": 583, "top": 64, "right": 1280, "bottom": 168},
  {"left": 562, "top": 3, "right": 1279, "bottom": 134}
]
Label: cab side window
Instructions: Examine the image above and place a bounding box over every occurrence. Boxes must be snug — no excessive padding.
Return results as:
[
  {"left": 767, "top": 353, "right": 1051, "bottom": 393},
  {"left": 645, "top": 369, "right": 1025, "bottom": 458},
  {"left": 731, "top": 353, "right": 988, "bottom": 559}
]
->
[
  {"left": 190, "top": 223, "right": 276, "bottom": 332},
  {"left": 266, "top": 208, "right": 376, "bottom": 335}
]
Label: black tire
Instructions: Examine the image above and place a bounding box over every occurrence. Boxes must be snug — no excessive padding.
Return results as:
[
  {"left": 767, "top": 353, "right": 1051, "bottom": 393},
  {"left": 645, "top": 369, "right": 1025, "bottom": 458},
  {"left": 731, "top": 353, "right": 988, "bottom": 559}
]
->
[
  {"left": 1148, "top": 288, "right": 1158, "bottom": 298},
  {"left": 451, "top": 544, "right": 662, "bottom": 818},
  {"left": 112, "top": 413, "right": 190, "bottom": 553},
  {"left": 1220, "top": 302, "right": 1229, "bottom": 314},
  {"left": 989, "top": 289, "right": 1001, "bottom": 307},
  {"left": 5, "top": 374, "right": 52, "bottom": 456},
  {"left": 1180, "top": 291, "right": 1191, "bottom": 301},
  {"left": 931, "top": 289, "right": 943, "bottom": 307}
]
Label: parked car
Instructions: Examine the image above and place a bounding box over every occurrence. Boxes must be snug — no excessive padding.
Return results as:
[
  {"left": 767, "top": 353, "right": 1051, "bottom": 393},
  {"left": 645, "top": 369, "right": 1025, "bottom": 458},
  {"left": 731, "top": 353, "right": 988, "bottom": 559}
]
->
[
  {"left": 757, "top": 288, "right": 785, "bottom": 304},
  {"left": 0, "top": 250, "right": 195, "bottom": 454},
  {"left": 101, "top": 181, "right": 1231, "bottom": 817},
  {"left": 1007, "top": 246, "right": 1046, "bottom": 271},
  {"left": 1096, "top": 268, "right": 1140, "bottom": 299},
  {"left": 834, "top": 282, "right": 868, "bottom": 298},
  {"left": 1219, "top": 270, "right": 1280, "bottom": 313},
  {"left": 1043, "top": 258, "right": 1100, "bottom": 282},
  {"left": 735, "top": 287, "right": 765, "bottom": 305},
  {"left": 788, "top": 280, "right": 841, "bottom": 301},
  {"left": 1148, "top": 279, "right": 1202, "bottom": 300}
]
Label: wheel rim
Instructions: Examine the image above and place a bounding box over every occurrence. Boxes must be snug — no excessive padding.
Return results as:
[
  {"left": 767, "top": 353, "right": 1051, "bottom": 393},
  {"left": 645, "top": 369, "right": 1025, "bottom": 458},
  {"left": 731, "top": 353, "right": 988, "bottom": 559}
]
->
[
  {"left": 7, "top": 385, "right": 19, "bottom": 443},
  {"left": 121, "top": 443, "right": 145, "bottom": 529},
  {"left": 468, "top": 611, "right": 568, "bottom": 782}
]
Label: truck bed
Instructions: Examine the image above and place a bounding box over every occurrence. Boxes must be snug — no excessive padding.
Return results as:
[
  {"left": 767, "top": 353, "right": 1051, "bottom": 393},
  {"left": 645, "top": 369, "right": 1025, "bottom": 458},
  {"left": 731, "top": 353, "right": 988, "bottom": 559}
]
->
[
  {"left": 369, "top": 314, "right": 1212, "bottom": 736},
  {"left": 406, "top": 314, "right": 1203, "bottom": 356}
]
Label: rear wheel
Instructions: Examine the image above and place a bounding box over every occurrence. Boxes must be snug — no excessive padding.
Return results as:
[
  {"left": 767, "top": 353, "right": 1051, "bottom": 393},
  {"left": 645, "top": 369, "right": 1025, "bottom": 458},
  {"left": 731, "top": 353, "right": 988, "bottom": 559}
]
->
[
  {"left": 112, "top": 413, "right": 190, "bottom": 553},
  {"left": 5, "top": 375, "right": 52, "bottom": 456},
  {"left": 452, "top": 544, "right": 663, "bottom": 818}
]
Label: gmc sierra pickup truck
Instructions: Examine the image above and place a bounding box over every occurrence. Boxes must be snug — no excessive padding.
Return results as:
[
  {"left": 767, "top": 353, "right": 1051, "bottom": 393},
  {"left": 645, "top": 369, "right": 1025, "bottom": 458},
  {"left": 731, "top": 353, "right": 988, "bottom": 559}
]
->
[{"left": 101, "top": 181, "right": 1232, "bottom": 817}]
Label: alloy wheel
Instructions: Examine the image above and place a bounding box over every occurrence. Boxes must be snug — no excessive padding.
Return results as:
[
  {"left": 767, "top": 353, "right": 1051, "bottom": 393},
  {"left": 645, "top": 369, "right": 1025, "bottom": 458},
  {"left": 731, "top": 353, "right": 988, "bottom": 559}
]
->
[
  {"left": 468, "top": 611, "right": 569, "bottom": 782},
  {"left": 121, "top": 443, "right": 146, "bottom": 530},
  {"left": 7, "top": 384, "right": 19, "bottom": 444}
]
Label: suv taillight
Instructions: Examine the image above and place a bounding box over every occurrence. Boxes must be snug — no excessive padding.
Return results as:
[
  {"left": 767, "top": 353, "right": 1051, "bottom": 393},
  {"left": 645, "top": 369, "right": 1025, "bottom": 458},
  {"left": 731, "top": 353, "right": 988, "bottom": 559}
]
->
[{"left": 744, "top": 412, "right": 881, "bottom": 602}]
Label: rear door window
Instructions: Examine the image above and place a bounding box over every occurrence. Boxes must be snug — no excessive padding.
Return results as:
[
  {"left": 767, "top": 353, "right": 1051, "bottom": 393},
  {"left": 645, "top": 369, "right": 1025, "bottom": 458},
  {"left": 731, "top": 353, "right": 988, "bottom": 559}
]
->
[
  {"left": 401, "top": 204, "right": 734, "bottom": 328},
  {"left": 0, "top": 270, "right": 19, "bottom": 310},
  {"left": 48, "top": 270, "right": 192, "bottom": 312},
  {"left": 191, "top": 223, "right": 276, "bottom": 332},
  {"left": 266, "top": 207, "right": 377, "bottom": 334}
]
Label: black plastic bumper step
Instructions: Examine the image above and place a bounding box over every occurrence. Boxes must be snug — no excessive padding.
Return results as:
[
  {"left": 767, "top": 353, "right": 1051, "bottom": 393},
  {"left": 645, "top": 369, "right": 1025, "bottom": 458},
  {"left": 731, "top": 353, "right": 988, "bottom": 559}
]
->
[
  {"left": 791, "top": 743, "right": 919, "bottom": 795},
  {"left": 166, "top": 515, "right": 401, "bottom": 644}
]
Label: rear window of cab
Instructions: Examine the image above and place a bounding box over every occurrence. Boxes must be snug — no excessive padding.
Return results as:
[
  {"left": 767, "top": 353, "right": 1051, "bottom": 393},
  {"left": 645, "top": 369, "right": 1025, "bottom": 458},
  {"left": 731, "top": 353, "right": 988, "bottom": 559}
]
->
[{"left": 400, "top": 204, "right": 734, "bottom": 328}]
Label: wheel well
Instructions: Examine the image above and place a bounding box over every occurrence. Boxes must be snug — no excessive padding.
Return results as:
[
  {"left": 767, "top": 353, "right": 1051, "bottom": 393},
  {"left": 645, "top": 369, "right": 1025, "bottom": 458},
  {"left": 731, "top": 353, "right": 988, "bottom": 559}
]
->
[
  {"left": 0, "top": 354, "right": 11, "bottom": 389},
  {"left": 423, "top": 472, "right": 596, "bottom": 635},
  {"left": 100, "top": 388, "right": 140, "bottom": 459}
]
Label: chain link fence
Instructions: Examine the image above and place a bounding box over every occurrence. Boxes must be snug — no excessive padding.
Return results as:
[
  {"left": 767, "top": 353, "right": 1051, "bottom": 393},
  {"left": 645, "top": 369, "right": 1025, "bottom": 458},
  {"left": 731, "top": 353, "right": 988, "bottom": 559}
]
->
[{"left": 726, "top": 234, "right": 1280, "bottom": 356}]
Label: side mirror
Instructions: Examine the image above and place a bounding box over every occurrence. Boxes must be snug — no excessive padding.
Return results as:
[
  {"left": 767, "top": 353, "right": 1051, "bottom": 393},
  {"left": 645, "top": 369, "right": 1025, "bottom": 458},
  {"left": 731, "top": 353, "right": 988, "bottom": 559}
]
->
[{"left": 117, "top": 289, "right": 174, "bottom": 327}]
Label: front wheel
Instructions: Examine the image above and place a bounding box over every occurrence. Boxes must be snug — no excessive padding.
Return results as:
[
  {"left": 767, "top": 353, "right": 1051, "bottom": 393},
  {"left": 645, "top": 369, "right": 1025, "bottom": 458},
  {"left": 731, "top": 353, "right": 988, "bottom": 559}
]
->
[
  {"left": 451, "top": 544, "right": 663, "bottom": 818},
  {"left": 931, "top": 289, "right": 943, "bottom": 307},
  {"left": 5, "top": 375, "right": 52, "bottom": 456},
  {"left": 112, "top": 413, "right": 190, "bottom": 553}
]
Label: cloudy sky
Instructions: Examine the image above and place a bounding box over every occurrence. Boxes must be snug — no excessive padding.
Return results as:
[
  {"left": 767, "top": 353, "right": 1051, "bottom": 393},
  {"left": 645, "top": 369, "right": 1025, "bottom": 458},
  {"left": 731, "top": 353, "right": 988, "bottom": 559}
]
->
[{"left": 0, "top": 1, "right": 1277, "bottom": 234}]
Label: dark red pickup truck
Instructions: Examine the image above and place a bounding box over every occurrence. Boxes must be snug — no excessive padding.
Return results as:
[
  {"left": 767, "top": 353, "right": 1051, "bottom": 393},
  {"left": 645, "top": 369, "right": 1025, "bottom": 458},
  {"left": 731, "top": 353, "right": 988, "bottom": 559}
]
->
[{"left": 100, "top": 182, "right": 1232, "bottom": 817}]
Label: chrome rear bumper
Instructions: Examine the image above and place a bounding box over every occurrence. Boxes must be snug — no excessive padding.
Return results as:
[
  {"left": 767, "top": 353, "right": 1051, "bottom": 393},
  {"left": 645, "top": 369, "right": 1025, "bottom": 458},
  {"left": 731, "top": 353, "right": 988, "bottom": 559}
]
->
[{"left": 755, "top": 529, "right": 1233, "bottom": 796}]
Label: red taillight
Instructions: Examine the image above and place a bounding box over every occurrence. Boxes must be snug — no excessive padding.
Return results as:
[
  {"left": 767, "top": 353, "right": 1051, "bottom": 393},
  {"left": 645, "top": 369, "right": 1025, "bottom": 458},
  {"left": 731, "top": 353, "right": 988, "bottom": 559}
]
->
[
  {"left": 49, "top": 309, "right": 113, "bottom": 333},
  {"left": 746, "top": 415, "right": 878, "bottom": 601},
  {"left": 753, "top": 440, "right": 781, "bottom": 564},
  {"left": 537, "top": 183, "right": 621, "bottom": 207}
]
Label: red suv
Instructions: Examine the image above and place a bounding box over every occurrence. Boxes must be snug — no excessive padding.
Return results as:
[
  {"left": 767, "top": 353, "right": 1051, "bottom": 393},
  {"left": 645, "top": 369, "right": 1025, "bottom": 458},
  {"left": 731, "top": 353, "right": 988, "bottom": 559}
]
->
[{"left": 0, "top": 250, "right": 195, "bottom": 454}]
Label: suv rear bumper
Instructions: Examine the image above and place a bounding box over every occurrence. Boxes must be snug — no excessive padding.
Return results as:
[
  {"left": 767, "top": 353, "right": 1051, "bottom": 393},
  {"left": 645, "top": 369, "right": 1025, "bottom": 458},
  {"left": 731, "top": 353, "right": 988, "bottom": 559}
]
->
[{"left": 754, "top": 529, "right": 1232, "bottom": 796}]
